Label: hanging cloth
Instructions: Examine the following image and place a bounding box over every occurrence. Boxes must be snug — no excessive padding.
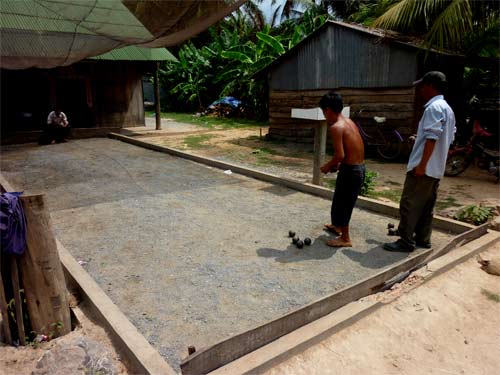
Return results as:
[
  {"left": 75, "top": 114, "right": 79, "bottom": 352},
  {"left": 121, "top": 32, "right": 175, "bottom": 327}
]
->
[{"left": 0, "top": 192, "right": 27, "bottom": 255}]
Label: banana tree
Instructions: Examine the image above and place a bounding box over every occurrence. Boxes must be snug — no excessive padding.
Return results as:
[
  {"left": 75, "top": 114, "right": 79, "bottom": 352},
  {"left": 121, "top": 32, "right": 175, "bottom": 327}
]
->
[{"left": 217, "top": 26, "right": 286, "bottom": 117}]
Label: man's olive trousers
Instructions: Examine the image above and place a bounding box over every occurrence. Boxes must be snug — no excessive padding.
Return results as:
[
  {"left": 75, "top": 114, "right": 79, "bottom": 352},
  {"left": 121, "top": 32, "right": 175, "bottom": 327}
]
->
[{"left": 398, "top": 172, "right": 440, "bottom": 247}]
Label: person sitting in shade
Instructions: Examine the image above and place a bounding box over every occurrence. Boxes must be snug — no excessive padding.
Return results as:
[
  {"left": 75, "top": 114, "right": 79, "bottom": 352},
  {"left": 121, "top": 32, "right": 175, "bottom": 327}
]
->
[{"left": 39, "top": 108, "right": 70, "bottom": 145}]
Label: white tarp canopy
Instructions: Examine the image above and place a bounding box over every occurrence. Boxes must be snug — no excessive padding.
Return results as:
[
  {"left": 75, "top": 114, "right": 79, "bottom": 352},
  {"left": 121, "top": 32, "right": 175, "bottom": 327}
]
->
[{"left": 0, "top": 0, "right": 246, "bottom": 69}]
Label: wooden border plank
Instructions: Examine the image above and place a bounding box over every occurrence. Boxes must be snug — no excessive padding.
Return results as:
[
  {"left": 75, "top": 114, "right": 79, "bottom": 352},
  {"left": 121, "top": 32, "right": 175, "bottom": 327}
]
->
[
  {"left": 210, "top": 230, "right": 499, "bottom": 375},
  {"left": 381, "top": 222, "right": 490, "bottom": 290},
  {"left": 180, "top": 249, "right": 432, "bottom": 375},
  {"left": 180, "top": 223, "right": 489, "bottom": 375},
  {"left": 0, "top": 175, "right": 175, "bottom": 374},
  {"left": 108, "top": 133, "right": 475, "bottom": 234}
]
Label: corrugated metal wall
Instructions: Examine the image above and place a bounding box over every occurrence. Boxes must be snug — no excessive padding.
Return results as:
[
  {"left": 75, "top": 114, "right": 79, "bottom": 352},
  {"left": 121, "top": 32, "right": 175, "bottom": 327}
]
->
[{"left": 270, "top": 25, "right": 418, "bottom": 90}]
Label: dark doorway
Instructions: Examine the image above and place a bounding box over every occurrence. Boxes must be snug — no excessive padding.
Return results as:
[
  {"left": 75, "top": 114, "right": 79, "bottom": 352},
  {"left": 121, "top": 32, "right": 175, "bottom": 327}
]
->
[
  {"left": 0, "top": 69, "right": 51, "bottom": 133},
  {"left": 55, "top": 78, "right": 93, "bottom": 128}
]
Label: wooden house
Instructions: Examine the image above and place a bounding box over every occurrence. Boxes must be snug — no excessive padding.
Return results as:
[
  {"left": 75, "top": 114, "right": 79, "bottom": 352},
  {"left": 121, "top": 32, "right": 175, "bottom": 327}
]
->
[
  {"left": 258, "top": 21, "right": 465, "bottom": 142},
  {"left": 1, "top": 46, "right": 176, "bottom": 144}
]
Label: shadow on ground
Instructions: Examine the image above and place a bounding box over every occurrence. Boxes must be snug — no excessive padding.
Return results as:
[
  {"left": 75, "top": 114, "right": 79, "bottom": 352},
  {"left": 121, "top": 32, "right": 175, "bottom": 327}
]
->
[{"left": 258, "top": 235, "right": 409, "bottom": 268}]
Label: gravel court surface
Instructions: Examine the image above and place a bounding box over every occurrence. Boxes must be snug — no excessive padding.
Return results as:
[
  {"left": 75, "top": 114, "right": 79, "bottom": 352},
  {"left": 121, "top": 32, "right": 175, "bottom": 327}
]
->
[{"left": 0, "top": 139, "right": 453, "bottom": 371}]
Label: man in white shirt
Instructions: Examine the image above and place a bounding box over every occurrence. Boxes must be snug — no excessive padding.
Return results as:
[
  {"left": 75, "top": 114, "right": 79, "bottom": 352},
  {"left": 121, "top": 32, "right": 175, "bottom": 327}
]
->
[
  {"left": 39, "top": 108, "right": 70, "bottom": 144},
  {"left": 384, "top": 71, "right": 456, "bottom": 252}
]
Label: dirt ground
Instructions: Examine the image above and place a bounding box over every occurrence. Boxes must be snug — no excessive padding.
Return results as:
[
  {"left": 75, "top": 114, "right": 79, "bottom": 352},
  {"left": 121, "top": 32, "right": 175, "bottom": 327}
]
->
[
  {"left": 1, "top": 122, "right": 497, "bottom": 374},
  {"left": 0, "top": 302, "right": 128, "bottom": 375},
  {"left": 140, "top": 126, "right": 500, "bottom": 219},
  {"left": 0, "top": 139, "right": 454, "bottom": 372},
  {"left": 265, "top": 241, "right": 500, "bottom": 375}
]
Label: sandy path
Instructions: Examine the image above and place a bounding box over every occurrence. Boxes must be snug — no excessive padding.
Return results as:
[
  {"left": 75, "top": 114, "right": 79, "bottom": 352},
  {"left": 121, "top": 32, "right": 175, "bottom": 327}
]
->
[{"left": 265, "top": 242, "right": 500, "bottom": 375}]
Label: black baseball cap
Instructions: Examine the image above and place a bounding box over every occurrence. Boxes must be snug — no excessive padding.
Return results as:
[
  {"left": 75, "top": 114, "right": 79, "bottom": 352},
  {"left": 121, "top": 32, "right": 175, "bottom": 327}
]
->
[{"left": 413, "top": 71, "right": 447, "bottom": 87}]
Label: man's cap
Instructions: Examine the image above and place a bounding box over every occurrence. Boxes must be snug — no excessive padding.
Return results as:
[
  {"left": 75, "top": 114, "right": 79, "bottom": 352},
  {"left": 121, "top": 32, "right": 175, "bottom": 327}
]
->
[{"left": 413, "top": 71, "right": 447, "bottom": 87}]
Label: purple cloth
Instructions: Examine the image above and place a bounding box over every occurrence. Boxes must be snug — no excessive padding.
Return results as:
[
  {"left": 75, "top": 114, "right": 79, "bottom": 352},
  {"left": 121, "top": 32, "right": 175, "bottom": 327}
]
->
[{"left": 0, "top": 192, "right": 27, "bottom": 255}]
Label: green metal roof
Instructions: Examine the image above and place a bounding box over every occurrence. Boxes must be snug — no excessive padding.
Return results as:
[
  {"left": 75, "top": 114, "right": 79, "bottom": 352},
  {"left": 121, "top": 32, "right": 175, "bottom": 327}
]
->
[{"left": 88, "top": 45, "right": 177, "bottom": 62}]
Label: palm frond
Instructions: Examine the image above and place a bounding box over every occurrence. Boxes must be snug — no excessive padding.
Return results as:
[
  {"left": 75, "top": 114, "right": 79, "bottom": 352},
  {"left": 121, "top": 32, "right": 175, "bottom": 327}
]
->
[
  {"left": 424, "top": 0, "right": 472, "bottom": 51},
  {"left": 373, "top": 0, "right": 449, "bottom": 31}
]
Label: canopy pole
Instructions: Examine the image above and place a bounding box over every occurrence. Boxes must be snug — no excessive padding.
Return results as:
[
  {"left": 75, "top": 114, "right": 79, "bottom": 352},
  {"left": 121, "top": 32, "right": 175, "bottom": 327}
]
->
[{"left": 154, "top": 62, "right": 161, "bottom": 130}]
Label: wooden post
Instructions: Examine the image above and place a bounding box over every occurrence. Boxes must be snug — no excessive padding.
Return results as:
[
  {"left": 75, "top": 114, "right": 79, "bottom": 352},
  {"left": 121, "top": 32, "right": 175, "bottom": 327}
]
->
[
  {"left": 154, "top": 62, "right": 162, "bottom": 130},
  {"left": 312, "top": 121, "right": 327, "bottom": 185},
  {"left": 18, "top": 195, "right": 71, "bottom": 338}
]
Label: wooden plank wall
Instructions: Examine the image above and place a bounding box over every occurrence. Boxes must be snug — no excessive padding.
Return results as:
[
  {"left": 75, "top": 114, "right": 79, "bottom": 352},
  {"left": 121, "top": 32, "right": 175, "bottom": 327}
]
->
[{"left": 269, "top": 87, "right": 417, "bottom": 141}]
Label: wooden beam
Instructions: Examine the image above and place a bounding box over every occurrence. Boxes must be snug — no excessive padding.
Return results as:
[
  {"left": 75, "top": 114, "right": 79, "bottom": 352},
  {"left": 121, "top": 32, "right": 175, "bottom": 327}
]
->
[
  {"left": 381, "top": 223, "right": 490, "bottom": 291},
  {"left": 181, "top": 222, "right": 488, "bottom": 375},
  {"left": 312, "top": 121, "right": 327, "bottom": 185},
  {"left": 154, "top": 62, "right": 161, "bottom": 131},
  {"left": 180, "top": 249, "right": 433, "bottom": 375}
]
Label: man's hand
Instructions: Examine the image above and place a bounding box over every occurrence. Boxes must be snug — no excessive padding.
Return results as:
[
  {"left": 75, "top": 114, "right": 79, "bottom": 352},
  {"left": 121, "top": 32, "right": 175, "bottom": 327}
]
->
[{"left": 413, "top": 164, "right": 426, "bottom": 177}]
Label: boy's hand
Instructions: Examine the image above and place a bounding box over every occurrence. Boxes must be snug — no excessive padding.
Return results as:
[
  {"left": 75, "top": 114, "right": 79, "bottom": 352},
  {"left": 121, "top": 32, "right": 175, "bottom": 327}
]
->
[
  {"left": 320, "top": 163, "right": 330, "bottom": 174},
  {"left": 321, "top": 162, "right": 339, "bottom": 174}
]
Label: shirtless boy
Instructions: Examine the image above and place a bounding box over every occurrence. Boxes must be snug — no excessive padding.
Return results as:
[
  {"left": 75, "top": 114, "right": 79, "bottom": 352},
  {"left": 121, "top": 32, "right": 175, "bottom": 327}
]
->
[{"left": 319, "top": 92, "right": 365, "bottom": 247}]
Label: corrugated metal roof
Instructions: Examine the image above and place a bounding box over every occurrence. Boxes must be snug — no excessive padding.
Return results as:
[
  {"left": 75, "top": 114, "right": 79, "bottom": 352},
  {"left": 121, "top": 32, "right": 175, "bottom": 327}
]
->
[
  {"left": 88, "top": 45, "right": 177, "bottom": 62},
  {"left": 269, "top": 22, "right": 419, "bottom": 90},
  {"left": 254, "top": 20, "right": 463, "bottom": 79}
]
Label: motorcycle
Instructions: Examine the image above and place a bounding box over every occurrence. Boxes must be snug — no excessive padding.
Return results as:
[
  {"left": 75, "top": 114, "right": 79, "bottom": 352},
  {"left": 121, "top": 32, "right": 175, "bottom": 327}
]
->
[{"left": 445, "top": 119, "right": 499, "bottom": 181}]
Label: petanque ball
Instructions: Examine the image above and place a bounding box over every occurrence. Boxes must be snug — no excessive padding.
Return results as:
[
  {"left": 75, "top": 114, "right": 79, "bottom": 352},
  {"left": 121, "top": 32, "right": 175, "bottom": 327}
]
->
[
  {"left": 304, "top": 237, "right": 312, "bottom": 246},
  {"left": 296, "top": 240, "right": 304, "bottom": 249}
]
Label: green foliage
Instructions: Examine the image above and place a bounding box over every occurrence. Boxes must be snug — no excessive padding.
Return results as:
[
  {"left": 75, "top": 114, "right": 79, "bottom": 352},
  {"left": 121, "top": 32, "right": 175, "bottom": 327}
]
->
[
  {"left": 368, "top": 188, "right": 402, "bottom": 203},
  {"left": 158, "top": 6, "right": 329, "bottom": 119},
  {"left": 145, "top": 111, "right": 264, "bottom": 130},
  {"left": 325, "top": 178, "right": 337, "bottom": 189},
  {"left": 372, "top": 0, "right": 500, "bottom": 54},
  {"left": 347, "top": 0, "right": 397, "bottom": 25},
  {"left": 454, "top": 205, "right": 494, "bottom": 225},
  {"left": 360, "top": 169, "right": 378, "bottom": 196},
  {"left": 435, "top": 196, "right": 461, "bottom": 210},
  {"left": 481, "top": 288, "right": 500, "bottom": 303},
  {"left": 183, "top": 134, "right": 218, "bottom": 149}
]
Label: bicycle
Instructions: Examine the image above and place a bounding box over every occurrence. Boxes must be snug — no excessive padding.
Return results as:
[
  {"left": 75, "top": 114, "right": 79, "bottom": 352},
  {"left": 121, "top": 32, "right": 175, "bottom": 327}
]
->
[{"left": 353, "top": 110, "right": 404, "bottom": 160}]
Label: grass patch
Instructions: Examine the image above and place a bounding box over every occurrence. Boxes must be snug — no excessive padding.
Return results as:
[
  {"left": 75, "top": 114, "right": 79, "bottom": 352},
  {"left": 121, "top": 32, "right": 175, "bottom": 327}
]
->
[
  {"left": 435, "top": 196, "right": 461, "bottom": 210},
  {"left": 325, "top": 178, "right": 337, "bottom": 189},
  {"left": 455, "top": 205, "right": 495, "bottom": 225},
  {"left": 254, "top": 147, "right": 279, "bottom": 156},
  {"left": 368, "top": 189, "right": 403, "bottom": 203},
  {"left": 145, "top": 111, "right": 266, "bottom": 130},
  {"left": 385, "top": 180, "right": 402, "bottom": 186},
  {"left": 254, "top": 155, "right": 276, "bottom": 166},
  {"left": 481, "top": 288, "right": 500, "bottom": 303},
  {"left": 183, "top": 134, "right": 217, "bottom": 149}
]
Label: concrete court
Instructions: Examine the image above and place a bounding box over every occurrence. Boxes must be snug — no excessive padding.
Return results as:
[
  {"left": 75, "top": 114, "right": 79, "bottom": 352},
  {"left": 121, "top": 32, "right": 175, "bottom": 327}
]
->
[{"left": 0, "top": 139, "right": 453, "bottom": 371}]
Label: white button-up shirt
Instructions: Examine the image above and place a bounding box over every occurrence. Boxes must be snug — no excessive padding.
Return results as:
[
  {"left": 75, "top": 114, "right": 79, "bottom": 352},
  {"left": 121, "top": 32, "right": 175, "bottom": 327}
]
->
[{"left": 407, "top": 95, "right": 456, "bottom": 179}]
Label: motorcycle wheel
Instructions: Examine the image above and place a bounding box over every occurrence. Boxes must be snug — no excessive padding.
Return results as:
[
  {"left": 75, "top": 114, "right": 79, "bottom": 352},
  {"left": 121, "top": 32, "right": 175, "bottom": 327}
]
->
[{"left": 445, "top": 154, "right": 469, "bottom": 176}]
